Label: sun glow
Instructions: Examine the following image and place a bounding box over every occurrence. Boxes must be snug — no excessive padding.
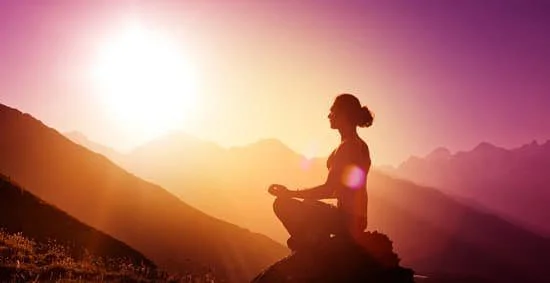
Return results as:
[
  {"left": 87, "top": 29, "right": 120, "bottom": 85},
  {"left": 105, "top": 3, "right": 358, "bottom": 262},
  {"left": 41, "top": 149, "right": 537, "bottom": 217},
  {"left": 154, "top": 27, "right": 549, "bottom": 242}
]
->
[{"left": 93, "top": 24, "right": 199, "bottom": 139}]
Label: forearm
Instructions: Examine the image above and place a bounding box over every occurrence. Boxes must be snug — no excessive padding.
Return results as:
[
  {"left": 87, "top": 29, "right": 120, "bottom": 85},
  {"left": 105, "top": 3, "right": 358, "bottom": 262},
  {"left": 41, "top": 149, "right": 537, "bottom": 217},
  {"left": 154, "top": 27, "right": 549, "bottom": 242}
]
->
[{"left": 293, "top": 184, "right": 335, "bottom": 200}]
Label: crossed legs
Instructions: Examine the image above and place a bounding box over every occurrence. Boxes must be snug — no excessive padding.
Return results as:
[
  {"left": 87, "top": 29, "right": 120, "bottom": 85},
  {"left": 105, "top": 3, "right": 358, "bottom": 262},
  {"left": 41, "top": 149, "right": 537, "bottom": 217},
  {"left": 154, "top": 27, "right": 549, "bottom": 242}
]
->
[{"left": 273, "top": 197, "right": 345, "bottom": 250}]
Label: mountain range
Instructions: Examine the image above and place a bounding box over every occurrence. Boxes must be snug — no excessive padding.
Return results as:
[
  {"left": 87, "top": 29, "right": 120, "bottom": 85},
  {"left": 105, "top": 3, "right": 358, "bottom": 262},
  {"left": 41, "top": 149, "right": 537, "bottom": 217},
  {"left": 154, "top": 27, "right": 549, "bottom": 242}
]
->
[
  {"left": 386, "top": 141, "right": 550, "bottom": 237},
  {"left": 0, "top": 103, "right": 287, "bottom": 282},
  {"left": 67, "top": 129, "right": 550, "bottom": 282}
]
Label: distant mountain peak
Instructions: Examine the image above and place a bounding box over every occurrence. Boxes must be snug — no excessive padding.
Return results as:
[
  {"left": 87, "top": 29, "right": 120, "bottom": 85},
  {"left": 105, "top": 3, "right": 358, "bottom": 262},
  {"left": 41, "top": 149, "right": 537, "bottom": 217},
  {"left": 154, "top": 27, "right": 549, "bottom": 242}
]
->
[
  {"left": 472, "top": 141, "right": 499, "bottom": 152},
  {"left": 131, "top": 131, "right": 223, "bottom": 154},
  {"left": 244, "top": 138, "right": 300, "bottom": 157},
  {"left": 65, "top": 130, "right": 87, "bottom": 139},
  {"left": 518, "top": 140, "right": 540, "bottom": 150},
  {"left": 228, "top": 138, "right": 294, "bottom": 153},
  {"left": 65, "top": 130, "right": 90, "bottom": 143},
  {"left": 253, "top": 138, "right": 289, "bottom": 148},
  {"left": 426, "top": 146, "right": 452, "bottom": 161}
]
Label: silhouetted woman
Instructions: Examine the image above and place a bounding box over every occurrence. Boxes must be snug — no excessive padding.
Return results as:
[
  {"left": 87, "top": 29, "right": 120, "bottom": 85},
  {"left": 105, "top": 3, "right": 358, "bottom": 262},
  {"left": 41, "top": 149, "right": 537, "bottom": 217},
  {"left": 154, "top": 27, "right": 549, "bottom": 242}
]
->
[{"left": 269, "top": 93, "right": 373, "bottom": 251}]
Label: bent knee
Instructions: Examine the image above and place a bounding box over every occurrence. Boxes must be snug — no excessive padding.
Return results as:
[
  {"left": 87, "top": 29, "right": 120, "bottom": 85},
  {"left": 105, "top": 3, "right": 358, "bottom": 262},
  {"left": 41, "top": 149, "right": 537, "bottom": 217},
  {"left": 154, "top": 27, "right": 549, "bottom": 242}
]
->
[
  {"left": 273, "top": 197, "right": 286, "bottom": 216},
  {"left": 273, "top": 197, "right": 298, "bottom": 217}
]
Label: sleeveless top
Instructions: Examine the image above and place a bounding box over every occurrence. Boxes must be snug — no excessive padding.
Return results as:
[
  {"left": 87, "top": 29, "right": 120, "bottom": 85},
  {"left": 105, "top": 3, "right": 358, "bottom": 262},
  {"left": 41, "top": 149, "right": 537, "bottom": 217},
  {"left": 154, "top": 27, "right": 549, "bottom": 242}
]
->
[{"left": 326, "top": 137, "right": 371, "bottom": 221}]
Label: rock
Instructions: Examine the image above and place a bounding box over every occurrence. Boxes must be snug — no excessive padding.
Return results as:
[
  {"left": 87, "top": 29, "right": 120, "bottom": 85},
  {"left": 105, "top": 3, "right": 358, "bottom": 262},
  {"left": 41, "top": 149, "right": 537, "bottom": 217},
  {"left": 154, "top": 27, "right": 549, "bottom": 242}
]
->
[{"left": 252, "top": 231, "right": 414, "bottom": 283}]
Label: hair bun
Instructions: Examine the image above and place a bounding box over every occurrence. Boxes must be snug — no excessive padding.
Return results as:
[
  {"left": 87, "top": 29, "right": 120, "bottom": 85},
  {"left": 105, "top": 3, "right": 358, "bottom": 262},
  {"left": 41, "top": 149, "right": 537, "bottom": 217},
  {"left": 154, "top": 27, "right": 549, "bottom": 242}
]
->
[{"left": 358, "top": 106, "right": 374, "bottom": 128}]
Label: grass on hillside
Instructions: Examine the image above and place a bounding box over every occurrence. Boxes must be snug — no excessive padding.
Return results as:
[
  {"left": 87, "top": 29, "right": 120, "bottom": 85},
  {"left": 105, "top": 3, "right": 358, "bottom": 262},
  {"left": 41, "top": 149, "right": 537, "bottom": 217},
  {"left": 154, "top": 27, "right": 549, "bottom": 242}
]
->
[{"left": 0, "top": 230, "right": 216, "bottom": 282}]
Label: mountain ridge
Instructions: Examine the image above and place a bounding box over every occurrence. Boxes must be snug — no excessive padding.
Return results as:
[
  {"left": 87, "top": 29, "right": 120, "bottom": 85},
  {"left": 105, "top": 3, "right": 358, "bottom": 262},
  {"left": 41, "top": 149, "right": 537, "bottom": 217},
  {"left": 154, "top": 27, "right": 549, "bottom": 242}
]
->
[
  {"left": 67, "top": 125, "right": 550, "bottom": 282},
  {"left": 390, "top": 139, "right": 550, "bottom": 237},
  {"left": 0, "top": 173, "right": 154, "bottom": 266},
  {"left": 0, "top": 103, "right": 288, "bottom": 282}
]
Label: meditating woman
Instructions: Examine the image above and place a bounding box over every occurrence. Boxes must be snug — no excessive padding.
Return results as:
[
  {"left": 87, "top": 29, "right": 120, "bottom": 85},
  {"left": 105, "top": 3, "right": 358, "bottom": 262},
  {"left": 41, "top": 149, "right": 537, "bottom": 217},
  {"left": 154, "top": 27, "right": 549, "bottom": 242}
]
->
[{"left": 268, "top": 93, "right": 373, "bottom": 251}]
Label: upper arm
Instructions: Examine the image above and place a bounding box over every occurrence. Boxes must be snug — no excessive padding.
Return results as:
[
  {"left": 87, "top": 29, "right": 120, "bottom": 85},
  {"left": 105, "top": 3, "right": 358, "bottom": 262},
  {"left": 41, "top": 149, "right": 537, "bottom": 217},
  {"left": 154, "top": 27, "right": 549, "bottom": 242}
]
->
[{"left": 325, "top": 142, "right": 370, "bottom": 190}]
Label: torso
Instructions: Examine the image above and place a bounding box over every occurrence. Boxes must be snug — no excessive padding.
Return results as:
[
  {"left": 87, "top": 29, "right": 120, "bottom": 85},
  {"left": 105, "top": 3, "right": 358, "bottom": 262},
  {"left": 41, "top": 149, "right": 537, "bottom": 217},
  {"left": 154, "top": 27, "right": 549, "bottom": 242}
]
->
[{"left": 327, "top": 137, "right": 371, "bottom": 219}]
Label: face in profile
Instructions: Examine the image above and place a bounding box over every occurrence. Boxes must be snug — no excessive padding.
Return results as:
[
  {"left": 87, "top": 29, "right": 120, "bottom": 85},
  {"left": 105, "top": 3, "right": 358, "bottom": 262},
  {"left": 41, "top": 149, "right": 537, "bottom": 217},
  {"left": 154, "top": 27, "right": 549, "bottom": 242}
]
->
[
  {"left": 328, "top": 106, "right": 338, "bottom": 129},
  {"left": 328, "top": 104, "right": 348, "bottom": 129}
]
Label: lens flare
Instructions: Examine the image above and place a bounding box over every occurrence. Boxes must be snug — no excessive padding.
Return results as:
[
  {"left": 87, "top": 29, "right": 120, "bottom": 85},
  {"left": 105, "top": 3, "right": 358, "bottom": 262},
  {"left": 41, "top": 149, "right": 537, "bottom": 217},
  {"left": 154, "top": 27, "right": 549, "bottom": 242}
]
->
[
  {"left": 341, "top": 165, "right": 365, "bottom": 189},
  {"left": 300, "top": 157, "right": 314, "bottom": 170}
]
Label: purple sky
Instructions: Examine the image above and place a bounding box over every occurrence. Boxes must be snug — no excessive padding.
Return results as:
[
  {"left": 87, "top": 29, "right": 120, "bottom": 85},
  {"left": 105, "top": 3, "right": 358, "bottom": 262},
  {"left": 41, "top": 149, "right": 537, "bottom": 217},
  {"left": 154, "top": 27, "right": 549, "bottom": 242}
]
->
[{"left": 1, "top": 0, "right": 549, "bottom": 165}]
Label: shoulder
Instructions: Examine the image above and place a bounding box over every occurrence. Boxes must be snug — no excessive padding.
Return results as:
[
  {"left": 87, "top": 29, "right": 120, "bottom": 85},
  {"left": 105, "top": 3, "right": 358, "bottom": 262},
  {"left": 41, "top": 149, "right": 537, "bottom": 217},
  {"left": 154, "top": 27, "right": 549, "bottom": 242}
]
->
[
  {"left": 333, "top": 138, "right": 370, "bottom": 165},
  {"left": 339, "top": 138, "right": 370, "bottom": 156}
]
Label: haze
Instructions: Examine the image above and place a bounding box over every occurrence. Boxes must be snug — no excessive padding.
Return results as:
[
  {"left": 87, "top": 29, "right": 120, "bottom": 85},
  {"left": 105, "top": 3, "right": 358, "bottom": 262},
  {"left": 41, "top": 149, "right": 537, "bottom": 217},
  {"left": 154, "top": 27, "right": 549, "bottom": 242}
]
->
[{"left": 1, "top": 0, "right": 549, "bottom": 165}]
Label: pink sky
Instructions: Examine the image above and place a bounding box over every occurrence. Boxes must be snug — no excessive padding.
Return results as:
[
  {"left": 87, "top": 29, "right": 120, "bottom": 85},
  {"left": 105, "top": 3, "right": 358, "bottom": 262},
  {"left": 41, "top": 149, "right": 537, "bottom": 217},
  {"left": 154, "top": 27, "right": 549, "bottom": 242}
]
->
[{"left": 1, "top": 1, "right": 549, "bottom": 165}]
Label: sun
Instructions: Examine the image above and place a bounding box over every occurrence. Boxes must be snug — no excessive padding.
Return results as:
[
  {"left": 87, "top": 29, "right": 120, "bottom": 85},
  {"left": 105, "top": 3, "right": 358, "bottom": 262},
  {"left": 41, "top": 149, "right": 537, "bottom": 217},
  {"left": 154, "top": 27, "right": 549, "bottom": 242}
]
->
[{"left": 92, "top": 24, "right": 199, "bottom": 139}]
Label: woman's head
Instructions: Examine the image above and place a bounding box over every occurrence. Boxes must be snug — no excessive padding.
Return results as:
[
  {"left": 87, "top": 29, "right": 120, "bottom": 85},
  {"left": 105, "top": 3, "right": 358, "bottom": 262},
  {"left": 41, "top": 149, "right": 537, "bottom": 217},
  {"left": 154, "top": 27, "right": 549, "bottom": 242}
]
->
[{"left": 328, "top": 93, "right": 374, "bottom": 129}]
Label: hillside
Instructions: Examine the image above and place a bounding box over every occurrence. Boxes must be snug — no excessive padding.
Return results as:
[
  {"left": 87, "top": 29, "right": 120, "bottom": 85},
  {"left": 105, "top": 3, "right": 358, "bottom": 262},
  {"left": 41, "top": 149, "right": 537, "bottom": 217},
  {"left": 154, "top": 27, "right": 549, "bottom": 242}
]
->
[
  {"left": 0, "top": 104, "right": 287, "bottom": 282},
  {"left": 389, "top": 141, "right": 550, "bottom": 236},
  {"left": 0, "top": 174, "right": 153, "bottom": 265},
  {"left": 0, "top": 230, "right": 162, "bottom": 282},
  {"left": 119, "top": 135, "right": 326, "bottom": 241},
  {"left": 0, "top": 174, "right": 180, "bottom": 281},
  {"left": 100, "top": 131, "right": 550, "bottom": 283},
  {"left": 65, "top": 131, "right": 125, "bottom": 166}
]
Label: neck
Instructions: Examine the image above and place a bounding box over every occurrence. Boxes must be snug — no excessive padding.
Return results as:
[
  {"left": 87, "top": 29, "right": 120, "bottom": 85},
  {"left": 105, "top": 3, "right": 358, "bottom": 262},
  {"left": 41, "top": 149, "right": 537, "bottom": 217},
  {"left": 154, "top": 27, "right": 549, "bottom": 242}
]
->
[{"left": 338, "top": 126, "right": 358, "bottom": 142}]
